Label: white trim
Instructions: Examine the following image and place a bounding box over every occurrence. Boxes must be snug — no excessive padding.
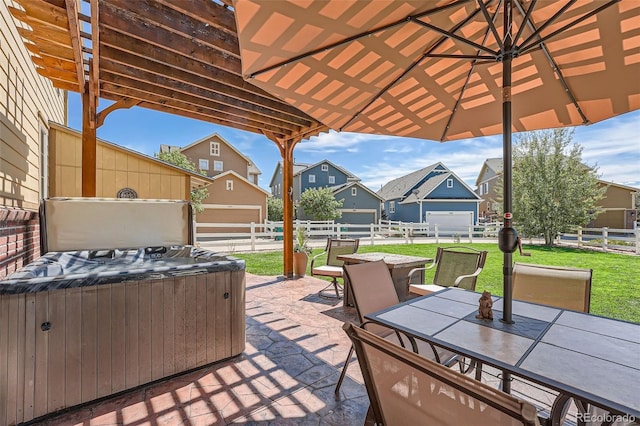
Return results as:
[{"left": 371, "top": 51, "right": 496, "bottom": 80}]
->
[
  {"left": 202, "top": 204, "right": 262, "bottom": 209},
  {"left": 214, "top": 160, "right": 224, "bottom": 171},
  {"left": 422, "top": 199, "right": 481, "bottom": 203},
  {"left": 210, "top": 141, "right": 220, "bottom": 156},
  {"left": 199, "top": 158, "right": 209, "bottom": 170}
]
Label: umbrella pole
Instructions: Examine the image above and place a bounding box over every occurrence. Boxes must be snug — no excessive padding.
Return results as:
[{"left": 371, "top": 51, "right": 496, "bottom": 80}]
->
[{"left": 501, "top": 0, "right": 515, "bottom": 327}]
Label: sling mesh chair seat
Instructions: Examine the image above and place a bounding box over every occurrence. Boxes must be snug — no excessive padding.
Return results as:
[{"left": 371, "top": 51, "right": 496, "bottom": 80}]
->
[
  {"left": 408, "top": 246, "right": 488, "bottom": 296},
  {"left": 512, "top": 262, "right": 592, "bottom": 313},
  {"left": 343, "top": 322, "right": 541, "bottom": 425},
  {"left": 311, "top": 238, "right": 359, "bottom": 299},
  {"left": 335, "top": 260, "right": 458, "bottom": 394}
]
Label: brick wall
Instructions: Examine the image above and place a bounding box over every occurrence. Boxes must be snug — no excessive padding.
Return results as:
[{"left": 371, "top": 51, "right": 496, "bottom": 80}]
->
[{"left": 0, "top": 207, "right": 39, "bottom": 279}]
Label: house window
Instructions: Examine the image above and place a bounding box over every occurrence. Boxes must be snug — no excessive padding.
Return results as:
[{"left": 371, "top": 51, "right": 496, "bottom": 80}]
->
[
  {"left": 308, "top": 174, "right": 316, "bottom": 183},
  {"left": 321, "top": 164, "right": 329, "bottom": 171},
  {"left": 389, "top": 201, "right": 395, "bottom": 213},
  {"left": 210, "top": 141, "right": 220, "bottom": 156},
  {"left": 484, "top": 182, "right": 489, "bottom": 194},
  {"left": 226, "top": 180, "right": 233, "bottom": 191},
  {"left": 214, "top": 160, "right": 223, "bottom": 171},
  {"left": 199, "top": 159, "right": 209, "bottom": 170},
  {"left": 447, "top": 178, "right": 454, "bottom": 188},
  {"left": 328, "top": 175, "right": 335, "bottom": 184},
  {"left": 479, "top": 185, "right": 483, "bottom": 195},
  {"left": 351, "top": 187, "right": 357, "bottom": 196}
]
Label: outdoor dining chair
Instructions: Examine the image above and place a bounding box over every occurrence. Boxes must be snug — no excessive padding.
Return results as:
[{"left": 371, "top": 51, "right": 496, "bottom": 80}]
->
[
  {"left": 310, "top": 238, "right": 359, "bottom": 299},
  {"left": 512, "top": 262, "right": 592, "bottom": 313},
  {"left": 407, "top": 246, "right": 488, "bottom": 296},
  {"left": 335, "top": 260, "right": 458, "bottom": 394},
  {"left": 343, "top": 322, "right": 541, "bottom": 425}
]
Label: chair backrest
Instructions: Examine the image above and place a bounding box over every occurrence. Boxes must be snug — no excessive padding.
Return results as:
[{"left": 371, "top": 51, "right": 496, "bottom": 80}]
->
[
  {"left": 344, "top": 260, "right": 399, "bottom": 336},
  {"left": 512, "top": 263, "right": 592, "bottom": 312},
  {"left": 343, "top": 322, "right": 540, "bottom": 426},
  {"left": 325, "top": 238, "right": 359, "bottom": 267},
  {"left": 433, "top": 246, "right": 488, "bottom": 290}
]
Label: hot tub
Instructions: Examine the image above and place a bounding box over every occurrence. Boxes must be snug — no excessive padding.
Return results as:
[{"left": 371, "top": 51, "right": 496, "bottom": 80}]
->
[{"left": 0, "top": 199, "right": 246, "bottom": 425}]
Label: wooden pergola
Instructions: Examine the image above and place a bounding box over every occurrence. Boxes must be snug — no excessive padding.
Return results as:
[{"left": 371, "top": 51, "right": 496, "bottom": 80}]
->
[{"left": 10, "top": 0, "right": 328, "bottom": 277}]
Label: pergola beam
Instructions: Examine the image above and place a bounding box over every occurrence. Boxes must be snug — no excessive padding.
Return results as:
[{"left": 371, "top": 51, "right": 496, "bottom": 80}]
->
[{"left": 64, "top": 0, "right": 86, "bottom": 92}]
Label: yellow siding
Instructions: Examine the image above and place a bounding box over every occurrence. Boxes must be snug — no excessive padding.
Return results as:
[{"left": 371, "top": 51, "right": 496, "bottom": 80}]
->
[
  {"left": 0, "top": 2, "right": 66, "bottom": 209},
  {"left": 49, "top": 124, "right": 192, "bottom": 200}
]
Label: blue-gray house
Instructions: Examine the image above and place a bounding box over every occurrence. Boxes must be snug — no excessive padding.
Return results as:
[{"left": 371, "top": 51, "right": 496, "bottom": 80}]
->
[
  {"left": 269, "top": 159, "right": 383, "bottom": 224},
  {"left": 378, "top": 162, "right": 481, "bottom": 229}
]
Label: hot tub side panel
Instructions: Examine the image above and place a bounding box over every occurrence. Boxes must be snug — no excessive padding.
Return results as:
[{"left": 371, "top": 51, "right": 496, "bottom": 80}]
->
[{"left": 0, "top": 269, "right": 245, "bottom": 425}]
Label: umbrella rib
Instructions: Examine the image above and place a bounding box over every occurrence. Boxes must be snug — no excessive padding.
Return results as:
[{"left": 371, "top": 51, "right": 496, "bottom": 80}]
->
[
  {"left": 519, "top": 0, "right": 620, "bottom": 56},
  {"left": 440, "top": 0, "right": 503, "bottom": 141},
  {"left": 248, "top": 0, "right": 472, "bottom": 79},
  {"left": 477, "top": 0, "right": 504, "bottom": 51},
  {"left": 512, "top": 0, "right": 537, "bottom": 47},
  {"left": 518, "top": 0, "right": 577, "bottom": 51},
  {"left": 339, "top": 1, "right": 491, "bottom": 132},
  {"left": 412, "top": 18, "right": 498, "bottom": 57},
  {"left": 513, "top": 2, "right": 590, "bottom": 125}
]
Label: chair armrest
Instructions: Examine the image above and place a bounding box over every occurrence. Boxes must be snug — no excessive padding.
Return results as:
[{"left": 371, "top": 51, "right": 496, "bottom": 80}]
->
[
  {"left": 453, "top": 266, "right": 483, "bottom": 287},
  {"left": 310, "top": 251, "right": 327, "bottom": 270},
  {"left": 407, "top": 260, "right": 437, "bottom": 285}
]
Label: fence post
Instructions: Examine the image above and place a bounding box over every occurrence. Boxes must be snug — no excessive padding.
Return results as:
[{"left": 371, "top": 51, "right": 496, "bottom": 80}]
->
[
  {"left": 577, "top": 227, "right": 582, "bottom": 247},
  {"left": 435, "top": 224, "right": 439, "bottom": 244},
  {"left": 468, "top": 225, "right": 473, "bottom": 243},
  {"left": 602, "top": 227, "right": 608, "bottom": 252},
  {"left": 250, "top": 222, "right": 256, "bottom": 251},
  {"left": 370, "top": 223, "right": 375, "bottom": 245},
  {"left": 636, "top": 228, "right": 639, "bottom": 255}
]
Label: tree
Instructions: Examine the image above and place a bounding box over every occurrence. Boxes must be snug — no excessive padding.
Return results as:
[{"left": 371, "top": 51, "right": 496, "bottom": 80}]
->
[
  {"left": 508, "top": 128, "right": 605, "bottom": 246},
  {"left": 267, "top": 197, "right": 284, "bottom": 221},
  {"left": 156, "top": 150, "right": 209, "bottom": 213},
  {"left": 299, "top": 187, "right": 343, "bottom": 221}
]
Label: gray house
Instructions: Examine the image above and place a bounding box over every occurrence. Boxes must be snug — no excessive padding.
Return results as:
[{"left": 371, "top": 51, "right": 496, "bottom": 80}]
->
[
  {"left": 378, "top": 162, "right": 481, "bottom": 229},
  {"left": 270, "top": 160, "right": 382, "bottom": 225}
]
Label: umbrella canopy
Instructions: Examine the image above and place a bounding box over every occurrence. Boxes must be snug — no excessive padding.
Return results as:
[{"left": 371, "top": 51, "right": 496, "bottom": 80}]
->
[{"left": 234, "top": 0, "right": 640, "bottom": 326}]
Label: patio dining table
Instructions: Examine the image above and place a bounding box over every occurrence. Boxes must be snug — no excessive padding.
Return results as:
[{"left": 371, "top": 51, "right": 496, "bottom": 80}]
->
[{"left": 365, "top": 288, "right": 640, "bottom": 424}]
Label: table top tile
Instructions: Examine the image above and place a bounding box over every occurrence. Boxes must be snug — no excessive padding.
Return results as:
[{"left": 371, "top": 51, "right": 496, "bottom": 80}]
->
[
  {"left": 492, "top": 299, "right": 561, "bottom": 322},
  {"left": 434, "top": 321, "right": 534, "bottom": 366},
  {"left": 337, "top": 252, "right": 431, "bottom": 268},
  {"left": 434, "top": 288, "right": 487, "bottom": 305},
  {"left": 556, "top": 311, "right": 640, "bottom": 344},
  {"left": 377, "top": 305, "right": 458, "bottom": 336},
  {"left": 409, "top": 296, "right": 478, "bottom": 318},
  {"left": 520, "top": 342, "right": 640, "bottom": 415},
  {"left": 542, "top": 324, "right": 640, "bottom": 369}
]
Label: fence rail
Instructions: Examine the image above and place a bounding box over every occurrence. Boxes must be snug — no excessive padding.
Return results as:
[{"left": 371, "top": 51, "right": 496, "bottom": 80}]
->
[{"left": 194, "top": 220, "right": 639, "bottom": 254}]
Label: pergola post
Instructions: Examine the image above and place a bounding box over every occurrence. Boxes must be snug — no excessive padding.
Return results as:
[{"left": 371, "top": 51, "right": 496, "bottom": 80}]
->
[
  {"left": 266, "top": 133, "right": 300, "bottom": 278},
  {"left": 81, "top": 77, "right": 97, "bottom": 197}
]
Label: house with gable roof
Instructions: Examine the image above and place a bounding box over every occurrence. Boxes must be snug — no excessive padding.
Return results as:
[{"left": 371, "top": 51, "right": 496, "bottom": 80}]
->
[
  {"left": 161, "top": 132, "right": 261, "bottom": 185},
  {"left": 378, "top": 162, "right": 481, "bottom": 229},
  {"left": 161, "top": 133, "right": 269, "bottom": 230},
  {"left": 270, "top": 159, "right": 383, "bottom": 224},
  {"left": 475, "top": 157, "right": 639, "bottom": 229}
]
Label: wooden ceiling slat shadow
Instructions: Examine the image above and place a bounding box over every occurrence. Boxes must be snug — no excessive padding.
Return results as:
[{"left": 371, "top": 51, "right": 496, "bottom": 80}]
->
[{"left": 11, "top": 0, "right": 327, "bottom": 143}]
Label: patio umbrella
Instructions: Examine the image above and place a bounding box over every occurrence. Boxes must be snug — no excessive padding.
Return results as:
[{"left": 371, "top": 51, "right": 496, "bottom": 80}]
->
[{"left": 233, "top": 0, "right": 640, "bottom": 324}]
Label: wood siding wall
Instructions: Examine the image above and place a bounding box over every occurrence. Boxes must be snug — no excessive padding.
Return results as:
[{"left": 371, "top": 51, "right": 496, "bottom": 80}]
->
[
  {"left": 182, "top": 136, "right": 249, "bottom": 179},
  {"left": 0, "top": 270, "right": 245, "bottom": 425},
  {"left": 1, "top": 2, "right": 66, "bottom": 277},
  {"left": 49, "top": 125, "right": 191, "bottom": 200}
]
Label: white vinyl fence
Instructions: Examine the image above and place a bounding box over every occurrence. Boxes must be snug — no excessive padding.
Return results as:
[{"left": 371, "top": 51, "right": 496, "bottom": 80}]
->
[{"left": 195, "top": 220, "right": 640, "bottom": 254}]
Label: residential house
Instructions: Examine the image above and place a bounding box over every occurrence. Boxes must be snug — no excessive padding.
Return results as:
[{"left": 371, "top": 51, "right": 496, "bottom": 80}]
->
[
  {"left": 475, "top": 157, "right": 502, "bottom": 221},
  {"left": 0, "top": 8, "right": 66, "bottom": 278},
  {"left": 48, "top": 124, "right": 211, "bottom": 199},
  {"left": 162, "top": 133, "right": 269, "bottom": 232},
  {"left": 379, "top": 163, "right": 481, "bottom": 229},
  {"left": 590, "top": 181, "right": 638, "bottom": 229},
  {"left": 270, "top": 160, "right": 383, "bottom": 225},
  {"left": 161, "top": 132, "right": 261, "bottom": 185},
  {"left": 476, "top": 158, "right": 639, "bottom": 229},
  {"left": 197, "top": 170, "right": 269, "bottom": 234}
]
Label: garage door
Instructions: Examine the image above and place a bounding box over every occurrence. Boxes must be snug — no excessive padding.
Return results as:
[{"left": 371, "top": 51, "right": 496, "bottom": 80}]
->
[
  {"left": 426, "top": 211, "right": 473, "bottom": 233},
  {"left": 197, "top": 206, "right": 262, "bottom": 234}
]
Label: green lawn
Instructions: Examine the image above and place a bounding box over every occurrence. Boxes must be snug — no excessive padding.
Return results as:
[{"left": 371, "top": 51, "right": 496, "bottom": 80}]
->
[{"left": 234, "top": 243, "right": 640, "bottom": 323}]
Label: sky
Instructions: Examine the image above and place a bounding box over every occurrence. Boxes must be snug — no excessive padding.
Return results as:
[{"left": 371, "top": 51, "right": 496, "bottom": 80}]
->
[{"left": 67, "top": 93, "right": 640, "bottom": 192}]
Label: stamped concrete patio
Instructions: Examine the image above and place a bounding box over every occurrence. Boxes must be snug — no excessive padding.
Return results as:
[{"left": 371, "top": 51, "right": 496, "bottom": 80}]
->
[{"left": 37, "top": 273, "right": 571, "bottom": 426}]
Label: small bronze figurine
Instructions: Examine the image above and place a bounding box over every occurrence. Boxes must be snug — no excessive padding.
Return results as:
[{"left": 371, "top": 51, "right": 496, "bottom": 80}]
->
[{"left": 476, "top": 290, "right": 494, "bottom": 320}]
